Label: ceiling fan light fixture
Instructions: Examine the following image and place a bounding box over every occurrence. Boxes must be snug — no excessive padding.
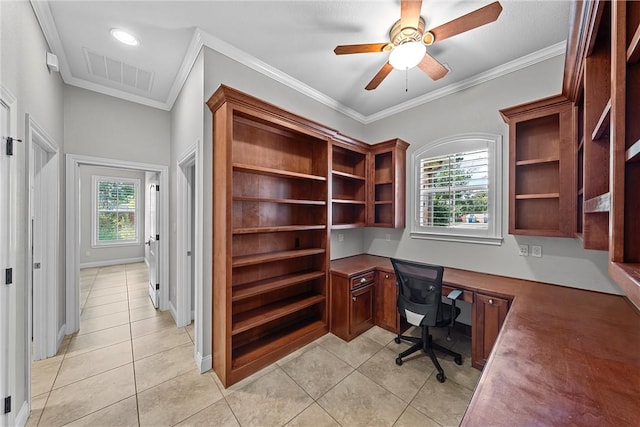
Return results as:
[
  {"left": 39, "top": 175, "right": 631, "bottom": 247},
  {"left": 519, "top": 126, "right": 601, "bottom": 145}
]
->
[
  {"left": 111, "top": 29, "right": 139, "bottom": 46},
  {"left": 388, "top": 41, "right": 425, "bottom": 70}
]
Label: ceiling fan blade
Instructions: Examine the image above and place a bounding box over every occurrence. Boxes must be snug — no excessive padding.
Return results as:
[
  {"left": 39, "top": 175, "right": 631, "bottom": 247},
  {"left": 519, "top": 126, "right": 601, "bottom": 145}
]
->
[
  {"left": 365, "top": 62, "right": 394, "bottom": 91},
  {"left": 417, "top": 53, "right": 448, "bottom": 81},
  {"left": 400, "top": 0, "right": 423, "bottom": 30},
  {"left": 428, "top": 1, "right": 503, "bottom": 43},
  {"left": 334, "top": 43, "right": 389, "bottom": 55}
]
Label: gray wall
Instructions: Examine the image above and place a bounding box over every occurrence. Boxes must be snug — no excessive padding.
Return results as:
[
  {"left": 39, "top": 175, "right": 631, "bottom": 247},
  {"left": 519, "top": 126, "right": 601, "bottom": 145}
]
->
[
  {"left": 78, "top": 165, "right": 146, "bottom": 267},
  {"left": 1, "top": 0, "right": 65, "bottom": 421},
  {"left": 64, "top": 86, "right": 171, "bottom": 165},
  {"left": 169, "top": 50, "right": 204, "bottom": 316},
  {"left": 362, "top": 55, "right": 619, "bottom": 295}
]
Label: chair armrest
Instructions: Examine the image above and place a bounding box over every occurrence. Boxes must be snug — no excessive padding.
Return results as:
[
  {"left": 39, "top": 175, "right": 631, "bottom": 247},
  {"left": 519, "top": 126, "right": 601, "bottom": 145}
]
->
[{"left": 446, "top": 289, "right": 463, "bottom": 301}]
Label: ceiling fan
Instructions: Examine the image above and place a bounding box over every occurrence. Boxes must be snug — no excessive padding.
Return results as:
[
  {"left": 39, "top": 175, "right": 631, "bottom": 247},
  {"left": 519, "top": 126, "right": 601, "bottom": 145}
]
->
[{"left": 334, "top": 0, "right": 503, "bottom": 90}]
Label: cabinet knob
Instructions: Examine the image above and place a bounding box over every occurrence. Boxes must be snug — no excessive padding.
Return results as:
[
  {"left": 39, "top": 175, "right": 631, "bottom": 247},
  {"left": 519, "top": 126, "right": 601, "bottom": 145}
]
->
[
  {"left": 488, "top": 298, "right": 494, "bottom": 305},
  {"left": 352, "top": 296, "right": 357, "bottom": 301},
  {"left": 385, "top": 274, "right": 389, "bottom": 279},
  {"left": 360, "top": 277, "right": 366, "bottom": 283}
]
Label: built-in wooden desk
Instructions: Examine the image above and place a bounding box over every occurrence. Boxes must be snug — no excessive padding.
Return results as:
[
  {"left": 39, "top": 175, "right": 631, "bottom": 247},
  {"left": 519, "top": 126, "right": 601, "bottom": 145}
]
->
[{"left": 330, "top": 255, "right": 640, "bottom": 426}]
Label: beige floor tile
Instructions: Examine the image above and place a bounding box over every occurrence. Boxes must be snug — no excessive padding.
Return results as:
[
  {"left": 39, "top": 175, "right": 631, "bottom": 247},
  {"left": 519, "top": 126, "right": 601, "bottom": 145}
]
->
[
  {"left": 84, "top": 292, "right": 128, "bottom": 308},
  {"left": 410, "top": 373, "right": 473, "bottom": 427},
  {"left": 362, "top": 326, "right": 397, "bottom": 346},
  {"left": 80, "top": 267, "right": 99, "bottom": 277},
  {"left": 39, "top": 364, "right": 136, "bottom": 426},
  {"left": 209, "top": 364, "right": 278, "bottom": 397},
  {"left": 58, "top": 336, "right": 72, "bottom": 356},
  {"left": 175, "top": 399, "right": 239, "bottom": 427},
  {"left": 129, "top": 296, "right": 153, "bottom": 309},
  {"left": 81, "top": 300, "right": 129, "bottom": 320},
  {"left": 89, "top": 285, "right": 128, "bottom": 297},
  {"left": 438, "top": 352, "right": 480, "bottom": 392},
  {"left": 185, "top": 322, "right": 195, "bottom": 342},
  {"left": 91, "top": 279, "right": 127, "bottom": 290},
  {"left": 54, "top": 341, "right": 133, "bottom": 389},
  {"left": 275, "top": 342, "right": 317, "bottom": 367},
  {"left": 130, "top": 312, "right": 176, "bottom": 338},
  {"left": 317, "top": 370, "right": 407, "bottom": 427},
  {"left": 134, "top": 343, "right": 195, "bottom": 392},
  {"left": 127, "top": 288, "right": 149, "bottom": 300},
  {"left": 358, "top": 346, "right": 433, "bottom": 402},
  {"left": 25, "top": 391, "right": 48, "bottom": 427},
  {"left": 393, "top": 405, "right": 442, "bottom": 427},
  {"left": 66, "top": 324, "right": 131, "bottom": 358},
  {"left": 129, "top": 304, "right": 161, "bottom": 322},
  {"left": 65, "top": 396, "right": 139, "bottom": 427},
  {"left": 317, "top": 333, "right": 382, "bottom": 368},
  {"left": 225, "top": 368, "right": 313, "bottom": 427},
  {"left": 31, "top": 355, "right": 63, "bottom": 396},
  {"left": 285, "top": 403, "right": 340, "bottom": 427},
  {"left": 281, "top": 346, "right": 353, "bottom": 399},
  {"left": 132, "top": 326, "right": 191, "bottom": 360},
  {"left": 77, "top": 310, "right": 130, "bottom": 335},
  {"left": 138, "top": 370, "right": 223, "bottom": 427}
]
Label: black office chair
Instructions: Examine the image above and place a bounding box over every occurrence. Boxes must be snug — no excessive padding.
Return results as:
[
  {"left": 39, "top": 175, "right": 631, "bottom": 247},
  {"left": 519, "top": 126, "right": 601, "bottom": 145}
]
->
[{"left": 391, "top": 258, "right": 463, "bottom": 383}]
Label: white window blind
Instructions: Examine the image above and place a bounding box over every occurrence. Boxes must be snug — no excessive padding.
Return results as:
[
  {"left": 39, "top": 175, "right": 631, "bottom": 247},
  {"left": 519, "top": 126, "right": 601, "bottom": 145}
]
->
[
  {"left": 93, "top": 176, "right": 140, "bottom": 245},
  {"left": 418, "top": 149, "right": 489, "bottom": 229}
]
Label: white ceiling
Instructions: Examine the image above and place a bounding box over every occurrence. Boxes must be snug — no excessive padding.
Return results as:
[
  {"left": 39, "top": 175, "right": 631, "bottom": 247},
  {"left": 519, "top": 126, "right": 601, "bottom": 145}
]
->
[{"left": 33, "top": 0, "right": 572, "bottom": 123}]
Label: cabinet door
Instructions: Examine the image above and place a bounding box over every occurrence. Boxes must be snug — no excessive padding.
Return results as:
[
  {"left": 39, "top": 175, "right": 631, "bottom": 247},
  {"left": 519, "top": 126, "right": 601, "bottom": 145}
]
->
[
  {"left": 472, "top": 293, "right": 509, "bottom": 370},
  {"left": 375, "top": 271, "right": 399, "bottom": 333},
  {"left": 350, "top": 284, "right": 374, "bottom": 336}
]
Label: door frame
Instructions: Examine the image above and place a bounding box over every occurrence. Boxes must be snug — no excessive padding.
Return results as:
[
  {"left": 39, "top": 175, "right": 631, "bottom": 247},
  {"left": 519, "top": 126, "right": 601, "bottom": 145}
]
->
[
  {"left": 0, "top": 84, "right": 17, "bottom": 427},
  {"left": 176, "top": 142, "right": 199, "bottom": 328},
  {"left": 25, "top": 113, "right": 60, "bottom": 361},
  {"left": 65, "top": 154, "right": 169, "bottom": 333}
]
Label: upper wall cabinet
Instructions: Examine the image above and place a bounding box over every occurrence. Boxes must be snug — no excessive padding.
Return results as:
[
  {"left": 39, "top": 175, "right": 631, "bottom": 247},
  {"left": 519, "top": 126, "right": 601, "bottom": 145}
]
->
[
  {"left": 500, "top": 95, "right": 577, "bottom": 237},
  {"left": 368, "top": 138, "right": 409, "bottom": 228},
  {"left": 331, "top": 136, "right": 369, "bottom": 229}
]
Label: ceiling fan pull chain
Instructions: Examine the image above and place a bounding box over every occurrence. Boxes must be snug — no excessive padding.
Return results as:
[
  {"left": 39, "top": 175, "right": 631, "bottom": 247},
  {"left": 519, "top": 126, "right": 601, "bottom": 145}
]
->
[{"left": 405, "top": 68, "right": 409, "bottom": 92}]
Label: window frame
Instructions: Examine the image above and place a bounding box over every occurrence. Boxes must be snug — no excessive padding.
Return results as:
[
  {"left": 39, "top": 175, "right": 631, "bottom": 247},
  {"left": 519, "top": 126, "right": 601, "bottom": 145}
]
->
[
  {"left": 91, "top": 175, "right": 141, "bottom": 248},
  {"left": 410, "top": 133, "right": 503, "bottom": 245}
]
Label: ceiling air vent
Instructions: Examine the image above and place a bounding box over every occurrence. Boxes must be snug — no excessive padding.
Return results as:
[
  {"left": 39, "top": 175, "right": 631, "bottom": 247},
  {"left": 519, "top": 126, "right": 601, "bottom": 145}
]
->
[{"left": 83, "top": 48, "right": 154, "bottom": 93}]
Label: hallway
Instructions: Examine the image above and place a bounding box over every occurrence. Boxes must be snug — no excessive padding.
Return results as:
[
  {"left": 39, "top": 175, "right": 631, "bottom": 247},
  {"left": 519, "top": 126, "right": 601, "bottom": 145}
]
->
[{"left": 28, "top": 263, "right": 478, "bottom": 427}]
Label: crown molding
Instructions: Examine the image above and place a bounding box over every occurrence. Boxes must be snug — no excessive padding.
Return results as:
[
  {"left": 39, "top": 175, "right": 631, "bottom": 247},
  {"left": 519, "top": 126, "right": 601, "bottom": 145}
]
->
[
  {"left": 196, "top": 28, "right": 368, "bottom": 123},
  {"left": 364, "top": 41, "right": 567, "bottom": 124},
  {"left": 165, "top": 29, "right": 205, "bottom": 110},
  {"left": 30, "top": 0, "right": 73, "bottom": 81}
]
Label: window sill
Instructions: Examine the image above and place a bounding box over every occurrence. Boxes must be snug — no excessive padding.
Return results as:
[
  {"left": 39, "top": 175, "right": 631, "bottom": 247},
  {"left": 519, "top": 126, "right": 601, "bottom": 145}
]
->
[
  {"left": 410, "top": 231, "right": 503, "bottom": 246},
  {"left": 91, "top": 241, "right": 141, "bottom": 249}
]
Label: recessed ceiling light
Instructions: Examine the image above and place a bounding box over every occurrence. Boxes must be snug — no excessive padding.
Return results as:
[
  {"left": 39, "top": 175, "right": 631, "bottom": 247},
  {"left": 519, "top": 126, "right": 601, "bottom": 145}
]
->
[{"left": 111, "top": 29, "right": 139, "bottom": 46}]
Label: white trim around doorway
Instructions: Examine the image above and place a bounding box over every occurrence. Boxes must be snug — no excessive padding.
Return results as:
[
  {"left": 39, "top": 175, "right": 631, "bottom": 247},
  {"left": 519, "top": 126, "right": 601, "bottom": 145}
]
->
[{"left": 65, "top": 154, "right": 169, "bottom": 333}]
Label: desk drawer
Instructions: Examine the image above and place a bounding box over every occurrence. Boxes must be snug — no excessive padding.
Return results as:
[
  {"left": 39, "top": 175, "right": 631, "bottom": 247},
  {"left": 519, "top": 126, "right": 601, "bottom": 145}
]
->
[{"left": 350, "top": 271, "right": 375, "bottom": 289}]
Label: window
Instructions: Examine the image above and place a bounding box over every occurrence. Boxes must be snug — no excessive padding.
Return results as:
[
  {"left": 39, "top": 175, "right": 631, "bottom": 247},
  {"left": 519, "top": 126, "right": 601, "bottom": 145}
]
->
[
  {"left": 411, "top": 134, "right": 502, "bottom": 245},
  {"left": 92, "top": 176, "right": 140, "bottom": 246}
]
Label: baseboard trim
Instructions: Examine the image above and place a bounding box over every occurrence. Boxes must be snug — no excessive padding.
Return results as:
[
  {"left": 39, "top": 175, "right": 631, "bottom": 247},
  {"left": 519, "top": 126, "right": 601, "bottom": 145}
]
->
[
  {"left": 80, "top": 257, "right": 144, "bottom": 269},
  {"left": 15, "top": 401, "right": 29, "bottom": 427},
  {"left": 195, "top": 351, "right": 212, "bottom": 373},
  {"left": 169, "top": 301, "right": 178, "bottom": 324}
]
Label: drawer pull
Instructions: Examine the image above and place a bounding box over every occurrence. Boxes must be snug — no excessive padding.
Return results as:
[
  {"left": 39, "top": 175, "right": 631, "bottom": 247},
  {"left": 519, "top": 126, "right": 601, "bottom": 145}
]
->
[
  {"left": 385, "top": 274, "right": 389, "bottom": 279},
  {"left": 360, "top": 277, "right": 367, "bottom": 283},
  {"left": 352, "top": 296, "right": 357, "bottom": 301},
  {"left": 488, "top": 298, "right": 494, "bottom": 305}
]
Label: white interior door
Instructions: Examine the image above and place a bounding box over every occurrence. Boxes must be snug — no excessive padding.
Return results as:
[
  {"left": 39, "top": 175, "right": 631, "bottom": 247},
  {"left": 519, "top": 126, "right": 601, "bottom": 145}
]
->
[
  {"left": 30, "top": 144, "right": 44, "bottom": 359},
  {"left": 145, "top": 174, "right": 159, "bottom": 308}
]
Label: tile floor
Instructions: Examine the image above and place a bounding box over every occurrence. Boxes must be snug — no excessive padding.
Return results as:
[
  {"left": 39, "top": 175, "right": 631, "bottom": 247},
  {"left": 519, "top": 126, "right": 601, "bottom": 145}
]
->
[{"left": 28, "top": 262, "right": 479, "bottom": 427}]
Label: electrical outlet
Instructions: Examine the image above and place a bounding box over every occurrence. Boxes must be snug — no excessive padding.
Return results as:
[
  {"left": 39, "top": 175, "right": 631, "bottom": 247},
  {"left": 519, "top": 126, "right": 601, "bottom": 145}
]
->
[
  {"left": 531, "top": 245, "right": 542, "bottom": 258},
  {"left": 338, "top": 233, "right": 344, "bottom": 242},
  {"left": 518, "top": 244, "right": 529, "bottom": 256}
]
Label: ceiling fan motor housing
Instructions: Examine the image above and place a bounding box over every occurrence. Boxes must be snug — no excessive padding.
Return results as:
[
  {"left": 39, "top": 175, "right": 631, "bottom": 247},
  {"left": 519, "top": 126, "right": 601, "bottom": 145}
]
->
[{"left": 390, "top": 17, "right": 426, "bottom": 46}]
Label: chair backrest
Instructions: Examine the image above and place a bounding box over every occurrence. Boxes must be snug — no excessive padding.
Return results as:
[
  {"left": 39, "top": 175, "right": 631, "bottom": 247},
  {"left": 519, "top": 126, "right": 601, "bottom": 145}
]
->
[{"left": 391, "top": 258, "right": 444, "bottom": 327}]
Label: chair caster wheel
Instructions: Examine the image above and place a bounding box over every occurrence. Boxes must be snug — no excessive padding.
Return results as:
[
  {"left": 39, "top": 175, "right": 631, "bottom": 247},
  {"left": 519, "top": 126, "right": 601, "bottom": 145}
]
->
[
  {"left": 436, "top": 372, "right": 445, "bottom": 383},
  {"left": 395, "top": 357, "right": 403, "bottom": 366},
  {"left": 455, "top": 356, "right": 463, "bottom": 365},
  {"left": 394, "top": 337, "right": 401, "bottom": 344}
]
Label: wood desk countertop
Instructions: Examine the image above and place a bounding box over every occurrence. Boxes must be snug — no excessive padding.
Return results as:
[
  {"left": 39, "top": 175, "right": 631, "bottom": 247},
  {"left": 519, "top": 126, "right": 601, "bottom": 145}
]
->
[{"left": 330, "top": 255, "right": 640, "bottom": 426}]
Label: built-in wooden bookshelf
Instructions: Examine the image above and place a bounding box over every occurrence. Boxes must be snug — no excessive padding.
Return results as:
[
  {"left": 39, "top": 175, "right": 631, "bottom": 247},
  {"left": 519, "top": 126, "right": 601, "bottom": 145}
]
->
[
  {"left": 368, "top": 139, "right": 409, "bottom": 228},
  {"left": 207, "top": 86, "right": 330, "bottom": 386},
  {"left": 331, "top": 137, "right": 368, "bottom": 229},
  {"left": 500, "top": 95, "right": 576, "bottom": 237},
  {"left": 564, "top": 0, "right": 640, "bottom": 308}
]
